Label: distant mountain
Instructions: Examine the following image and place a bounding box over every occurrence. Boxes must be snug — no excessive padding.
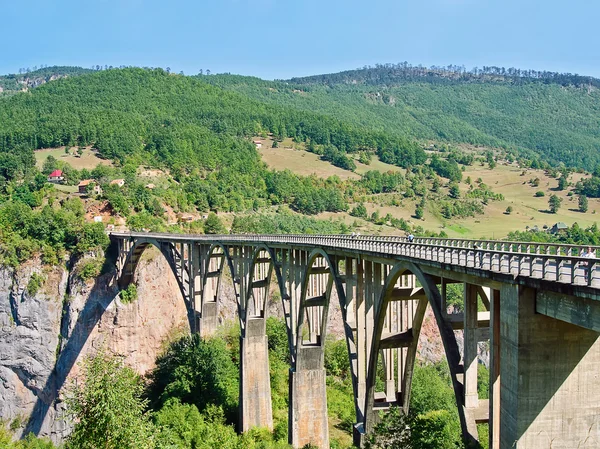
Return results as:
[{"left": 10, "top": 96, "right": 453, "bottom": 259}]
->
[
  {"left": 2, "top": 62, "right": 600, "bottom": 170},
  {"left": 287, "top": 63, "right": 600, "bottom": 88},
  {"left": 202, "top": 65, "right": 600, "bottom": 169},
  {"left": 0, "top": 66, "right": 93, "bottom": 95}
]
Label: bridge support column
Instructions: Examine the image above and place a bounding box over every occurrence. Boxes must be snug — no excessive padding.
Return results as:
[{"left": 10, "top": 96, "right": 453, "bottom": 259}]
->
[
  {"left": 289, "top": 346, "right": 329, "bottom": 449},
  {"left": 240, "top": 318, "right": 273, "bottom": 431},
  {"left": 499, "top": 284, "right": 600, "bottom": 448},
  {"left": 199, "top": 301, "right": 218, "bottom": 338}
]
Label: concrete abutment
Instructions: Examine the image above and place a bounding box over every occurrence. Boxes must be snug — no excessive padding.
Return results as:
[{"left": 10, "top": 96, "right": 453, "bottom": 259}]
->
[{"left": 500, "top": 284, "right": 600, "bottom": 448}]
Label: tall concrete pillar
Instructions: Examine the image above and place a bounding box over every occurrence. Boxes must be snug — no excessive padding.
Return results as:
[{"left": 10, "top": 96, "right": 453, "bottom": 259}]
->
[
  {"left": 199, "top": 301, "right": 218, "bottom": 338},
  {"left": 464, "top": 283, "right": 479, "bottom": 409},
  {"left": 240, "top": 318, "right": 273, "bottom": 431},
  {"left": 289, "top": 346, "right": 329, "bottom": 448},
  {"left": 489, "top": 289, "right": 500, "bottom": 449},
  {"left": 499, "top": 284, "right": 600, "bottom": 448}
]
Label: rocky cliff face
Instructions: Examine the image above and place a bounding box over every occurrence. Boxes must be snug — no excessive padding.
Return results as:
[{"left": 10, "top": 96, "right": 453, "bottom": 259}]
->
[
  {"left": 0, "top": 262, "right": 66, "bottom": 440},
  {"left": 0, "top": 247, "right": 189, "bottom": 442}
]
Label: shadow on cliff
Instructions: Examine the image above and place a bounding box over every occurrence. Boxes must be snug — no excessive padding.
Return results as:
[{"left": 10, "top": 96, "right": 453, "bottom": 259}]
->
[
  {"left": 23, "top": 253, "right": 121, "bottom": 437},
  {"left": 24, "top": 242, "right": 196, "bottom": 438}
]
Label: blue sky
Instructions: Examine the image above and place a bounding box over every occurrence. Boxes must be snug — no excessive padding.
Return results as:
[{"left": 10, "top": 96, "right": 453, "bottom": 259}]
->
[{"left": 1, "top": 0, "right": 598, "bottom": 79}]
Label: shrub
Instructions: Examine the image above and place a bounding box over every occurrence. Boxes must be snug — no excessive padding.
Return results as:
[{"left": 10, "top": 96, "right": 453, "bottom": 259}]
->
[
  {"left": 364, "top": 406, "right": 411, "bottom": 449},
  {"left": 153, "top": 400, "right": 239, "bottom": 449},
  {"left": 78, "top": 258, "right": 103, "bottom": 281},
  {"left": 26, "top": 273, "right": 45, "bottom": 296},
  {"left": 535, "top": 191, "right": 545, "bottom": 197},
  {"left": 266, "top": 317, "right": 290, "bottom": 364},
  {"left": 324, "top": 338, "right": 350, "bottom": 378},
  {"left": 121, "top": 284, "right": 138, "bottom": 304},
  {"left": 204, "top": 212, "right": 226, "bottom": 234},
  {"left": 411, "top": 410, "right": 458, "bottom": 449}
]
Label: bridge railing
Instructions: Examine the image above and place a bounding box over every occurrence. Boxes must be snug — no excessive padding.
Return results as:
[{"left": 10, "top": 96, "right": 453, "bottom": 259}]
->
[{"left": 110, "top": 233, "right": 599, "bottom": 287}]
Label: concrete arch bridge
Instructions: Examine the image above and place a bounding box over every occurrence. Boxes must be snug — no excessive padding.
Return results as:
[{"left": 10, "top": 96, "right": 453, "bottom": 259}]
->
[{"left": 110, "top": 232, "right": 600, "bottom": 449}]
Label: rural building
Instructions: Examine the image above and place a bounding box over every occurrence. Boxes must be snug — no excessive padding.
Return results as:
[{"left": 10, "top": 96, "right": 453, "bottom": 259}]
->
[
  {"left": 550, "top": 222, "right": 568, "bottom": 234},
  {"left": 145, "top": 183, "right": 155, "bottom": 189},
  {"left": 253, "top": 140, "right": 262, "bottom": 148},
  {"left": 110, "top": 178, "right": 125, "bottom": 187},
  {"left": 47, "top": 169, "right": 64, "bottom": 183},
  {"left": 78, "top": 179, "right": 102, "bottom": 196},
  {"left": 178, "top": 213, "right": 194, "bottom": 223}
]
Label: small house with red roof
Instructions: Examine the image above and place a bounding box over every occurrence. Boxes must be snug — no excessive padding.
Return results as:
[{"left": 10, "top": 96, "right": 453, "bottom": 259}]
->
[{"left": 47, "top": 169, "right": 64, "bottom": 183}]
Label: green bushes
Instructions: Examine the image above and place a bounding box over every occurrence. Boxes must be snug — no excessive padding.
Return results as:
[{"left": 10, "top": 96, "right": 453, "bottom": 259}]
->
[
  {"left": 147, "top": 334, "right": 239, "bottom": 424},
  {"left": 65, "top": 348, "right": 155, "bottom": 449},
  {"left": 325, "top": 338, "right": 350, "bottom": 379},
  {"left": 26, "top": 273, "right": 45, "bottom": 296},
  {"left": 367, "top": 362, "right": 463, "bottom": 449},
  {"left": 230, "top": 210, "right": 348, "bottom": 235},
  {"left": 77, "top": 258, "right": 103, "bottom": 281},
  {"left": 0, "top": 426, "right": 57, "bottom": 449},
  {"left": 0, "top": 198, "right": 109, "bottom": 267},
  {"left": 120, "top": 284, "right": 138, "bottom": 304}
]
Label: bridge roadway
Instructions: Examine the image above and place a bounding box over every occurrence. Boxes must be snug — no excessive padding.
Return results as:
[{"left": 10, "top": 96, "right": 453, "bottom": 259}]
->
[{"left": 110, "top": 232, "right": 600, "bottom": 449}]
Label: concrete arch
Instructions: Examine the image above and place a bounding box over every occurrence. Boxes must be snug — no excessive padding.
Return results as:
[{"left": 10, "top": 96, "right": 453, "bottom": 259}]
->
[
  {"left": 363, "top": 261, "right": 468, "bottom": 443},
  {"left": 294, "top": 248, "right": 346, "bottom": 353},
  {"left": 116, "top": 237, "right": 196, "bottom": 333},
  {"left": 118, "top": 238, "right": 189, "bottom": 306},
  {"left": 245, "top": 245, "right": 277, "bottom": 322}
]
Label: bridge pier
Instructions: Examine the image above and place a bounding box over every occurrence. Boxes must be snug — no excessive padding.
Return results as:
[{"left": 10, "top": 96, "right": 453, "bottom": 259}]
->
[
  {"left": 199, "top": 301, "right": 218, "bottom": 338},
  {"left": 500, "top": 284, "right": 600, "bottom": 448},
  {"left": 289, "top": 346, "right": 329, "bottom": 449},
  {"left": 240, "top": 318, "right": 273, "bottom": 431}
]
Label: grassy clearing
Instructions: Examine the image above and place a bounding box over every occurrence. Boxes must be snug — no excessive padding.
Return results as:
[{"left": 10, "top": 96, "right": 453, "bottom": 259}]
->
[
  {"left": 259, "top": 145, "right": 599, "bottom": 238},
  {"left": 35, "top": 146, "right": 112, "bottom": 170},
  {"left": 53, "top": 184, "right": 78, "bottom": 194},
  {"left": 353, "top": 156, "right": 404, "bottom": 176},
  {"left": 259, "top": 145, "right": 360, "bottom": 180}
]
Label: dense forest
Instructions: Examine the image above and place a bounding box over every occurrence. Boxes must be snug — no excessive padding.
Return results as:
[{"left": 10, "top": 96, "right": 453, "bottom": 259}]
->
[{"left": 1, "top": 65, "right": 596, "bottom": 265}]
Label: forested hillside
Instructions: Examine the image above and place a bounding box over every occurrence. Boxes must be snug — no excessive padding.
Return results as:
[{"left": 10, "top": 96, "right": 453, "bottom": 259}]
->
[
  {"left": 0, "top": 66, "right": 93, "bottom": 95},
  {"left": 0, "top": 68, "right": 422, "bottom": 166},
  {"left": 0, "top": 67, "right": 435, "bottom": 266},
  {"left": 203, "top": 65, "right": 600, "bottom": 169}
]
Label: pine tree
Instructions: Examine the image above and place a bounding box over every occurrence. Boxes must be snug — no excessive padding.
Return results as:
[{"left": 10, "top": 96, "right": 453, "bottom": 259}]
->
[{"left": 579, "top": 194, "right": 589, "bottom": 213}]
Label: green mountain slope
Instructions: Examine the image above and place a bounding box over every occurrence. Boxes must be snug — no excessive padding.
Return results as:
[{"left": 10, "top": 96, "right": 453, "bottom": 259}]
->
[
  {"left": 0, "top": 68, "right": 421, "bottom": 168},
  {"left": 0, "top": 66, "right": 93, "bottom": 95},
  {"left": 202, "top": 67, "right": 600, "bottom": 169}
]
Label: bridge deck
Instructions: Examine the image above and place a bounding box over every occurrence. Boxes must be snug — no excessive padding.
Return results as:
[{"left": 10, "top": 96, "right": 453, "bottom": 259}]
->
[{"left": 110, "top": 232, "right": 600, "bottom": 298}]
